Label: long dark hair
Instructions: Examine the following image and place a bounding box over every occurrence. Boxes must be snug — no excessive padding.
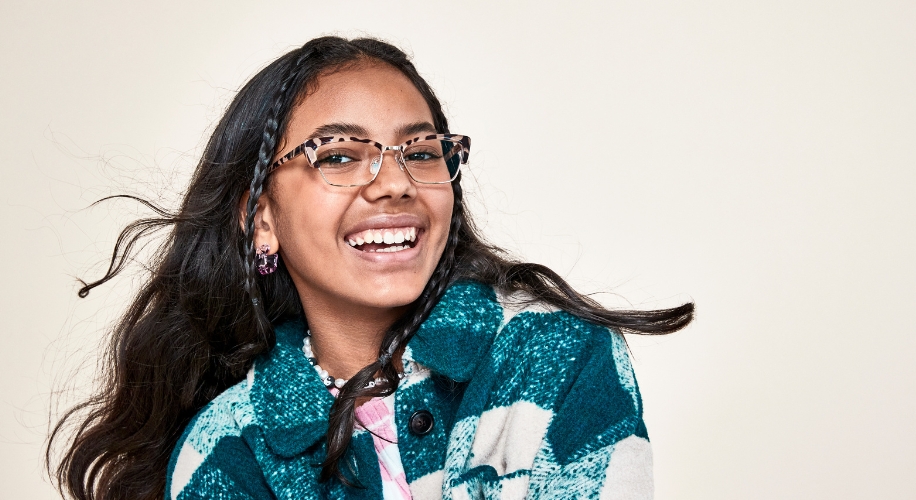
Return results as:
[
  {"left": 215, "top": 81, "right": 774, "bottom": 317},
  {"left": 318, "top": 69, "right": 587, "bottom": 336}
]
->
[{"left": 47, "top": 36, "right": 693, "bottom": 499}]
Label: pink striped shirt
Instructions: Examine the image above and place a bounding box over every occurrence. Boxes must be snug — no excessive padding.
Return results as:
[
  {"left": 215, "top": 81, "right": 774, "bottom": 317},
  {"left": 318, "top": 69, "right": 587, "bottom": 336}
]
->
[
  {"left": 355, "top": 394, "right": 412, "bottom": 500},
  {"left": 329, "top": 386, "right": 412, "bottom": 500}
]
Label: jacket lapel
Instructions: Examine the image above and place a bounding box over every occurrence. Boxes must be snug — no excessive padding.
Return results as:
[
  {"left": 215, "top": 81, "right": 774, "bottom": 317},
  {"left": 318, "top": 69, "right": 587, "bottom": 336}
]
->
[{"left": 249, "top": 317, "right": 335, "bottom": 457}]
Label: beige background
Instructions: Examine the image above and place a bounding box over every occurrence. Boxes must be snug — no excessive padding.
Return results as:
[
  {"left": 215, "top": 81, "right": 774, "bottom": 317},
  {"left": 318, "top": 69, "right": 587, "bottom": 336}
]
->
[{"left": 2, "top": 1, "right": 914, "bottom": 498}]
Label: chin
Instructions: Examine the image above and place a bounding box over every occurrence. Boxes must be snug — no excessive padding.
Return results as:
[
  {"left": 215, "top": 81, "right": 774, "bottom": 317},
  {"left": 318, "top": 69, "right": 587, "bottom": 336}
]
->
[{"left": 355, "top": 278, "right": 429, "bottom": 309}]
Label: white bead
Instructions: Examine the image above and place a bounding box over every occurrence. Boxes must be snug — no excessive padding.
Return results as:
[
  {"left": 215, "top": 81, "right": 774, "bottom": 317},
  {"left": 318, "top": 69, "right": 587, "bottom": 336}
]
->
[{"left": 334, "top": 378, "right": 346, "bottom": 388}]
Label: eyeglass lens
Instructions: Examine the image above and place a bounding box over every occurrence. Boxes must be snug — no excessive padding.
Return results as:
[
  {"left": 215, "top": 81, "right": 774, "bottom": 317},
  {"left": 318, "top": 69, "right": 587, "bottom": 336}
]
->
[{"left": 313, "top": 139, "right": 463, "bottom": 186}]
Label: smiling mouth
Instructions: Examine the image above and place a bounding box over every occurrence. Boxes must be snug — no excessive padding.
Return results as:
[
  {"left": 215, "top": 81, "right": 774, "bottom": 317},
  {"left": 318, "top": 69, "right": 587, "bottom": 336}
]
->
[{"left": 346, "top": 227, "right": 419, "bottom": 253}]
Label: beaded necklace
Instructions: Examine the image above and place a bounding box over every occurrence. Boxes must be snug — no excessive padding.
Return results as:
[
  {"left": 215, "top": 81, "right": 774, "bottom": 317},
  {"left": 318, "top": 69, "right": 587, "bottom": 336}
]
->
[{"left": 302, "top": 330, "right": 408, "bottom": 389}]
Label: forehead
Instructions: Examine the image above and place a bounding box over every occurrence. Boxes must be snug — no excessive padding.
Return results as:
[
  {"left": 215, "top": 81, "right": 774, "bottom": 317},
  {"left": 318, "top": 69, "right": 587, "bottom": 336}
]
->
[{"left": 285, "top": 62, "right": 434, "bottom": 142}]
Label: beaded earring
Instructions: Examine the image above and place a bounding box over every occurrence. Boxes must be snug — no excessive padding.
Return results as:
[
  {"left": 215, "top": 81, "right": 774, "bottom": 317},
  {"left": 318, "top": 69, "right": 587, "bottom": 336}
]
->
[{"left": 256, "top": 244, "right": 279, "bottom": 275}]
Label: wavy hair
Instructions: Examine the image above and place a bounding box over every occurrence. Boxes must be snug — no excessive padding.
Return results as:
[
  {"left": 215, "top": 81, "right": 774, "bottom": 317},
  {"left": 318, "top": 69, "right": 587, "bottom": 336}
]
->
[{"left": 47, "top": 36, "right": 693, "bottom": 499}]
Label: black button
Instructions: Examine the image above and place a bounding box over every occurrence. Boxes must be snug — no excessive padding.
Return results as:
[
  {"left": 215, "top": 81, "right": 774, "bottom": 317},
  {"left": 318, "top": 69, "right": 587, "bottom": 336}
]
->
[{"left": 408, "top": 410, "right": 434, "bottom": 436}]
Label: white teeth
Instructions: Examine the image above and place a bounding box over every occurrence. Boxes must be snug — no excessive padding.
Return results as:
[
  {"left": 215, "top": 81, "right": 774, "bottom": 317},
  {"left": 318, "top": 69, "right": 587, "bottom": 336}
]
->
[
  {"left": 347, "top": 227, "right": 419, "bottom": 248},
  {"left": 367, "top": 245, "right": 408, "bottom": 253}
]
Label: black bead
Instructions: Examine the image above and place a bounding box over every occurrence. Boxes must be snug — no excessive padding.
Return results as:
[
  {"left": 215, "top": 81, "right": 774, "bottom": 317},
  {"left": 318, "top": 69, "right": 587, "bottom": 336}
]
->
[{"left": 408, "top": 410, "right": 434, "bottom": 436}]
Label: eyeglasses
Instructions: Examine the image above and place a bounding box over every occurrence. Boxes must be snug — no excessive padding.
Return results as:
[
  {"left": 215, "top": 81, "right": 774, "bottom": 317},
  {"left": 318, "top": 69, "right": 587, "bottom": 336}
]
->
[{"left": 268, "top": 134, "right": 471, "bottom": 187}]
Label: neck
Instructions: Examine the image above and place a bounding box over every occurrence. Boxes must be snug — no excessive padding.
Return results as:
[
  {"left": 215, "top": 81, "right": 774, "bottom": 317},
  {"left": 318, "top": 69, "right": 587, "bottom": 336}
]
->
[{"left": 299, "top": 295, "right": 407, "bottom": 380}]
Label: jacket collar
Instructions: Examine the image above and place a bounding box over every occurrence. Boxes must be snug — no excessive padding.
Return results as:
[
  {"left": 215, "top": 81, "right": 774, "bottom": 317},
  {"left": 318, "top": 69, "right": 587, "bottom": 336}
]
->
[
  {"left": 407, "top": 280, "right": 504, "bottom": 381},
  {"left": 249, "top": 316, "right": 335, "bottom": 457},
  {"left": 250, "top": 281, "right": 505, "bottom": 457}
]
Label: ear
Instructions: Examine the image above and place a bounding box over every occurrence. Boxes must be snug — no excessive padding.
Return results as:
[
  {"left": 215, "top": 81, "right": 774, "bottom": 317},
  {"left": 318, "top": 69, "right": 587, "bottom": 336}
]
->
[{"left": 238, "top": 190, "right": 280, "bottom": 254}]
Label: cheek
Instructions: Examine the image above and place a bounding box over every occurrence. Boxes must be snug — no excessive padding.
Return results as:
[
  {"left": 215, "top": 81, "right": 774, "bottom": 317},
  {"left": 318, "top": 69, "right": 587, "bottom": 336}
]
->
[
  {"left": 271, "top": 179, "right": 351, "bottom": 269},
  {"left": 428, "top": 188, "right": 455, "bottom": 253}
]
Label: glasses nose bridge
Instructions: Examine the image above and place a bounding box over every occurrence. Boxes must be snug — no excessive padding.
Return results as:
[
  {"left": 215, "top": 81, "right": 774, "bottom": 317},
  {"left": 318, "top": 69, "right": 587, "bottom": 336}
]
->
[
  {"left": 383, "top": 144, "right": 407, "bottom": 167},
  {"left": 370, "top": 145, "right": 408, "bottom": 176}
]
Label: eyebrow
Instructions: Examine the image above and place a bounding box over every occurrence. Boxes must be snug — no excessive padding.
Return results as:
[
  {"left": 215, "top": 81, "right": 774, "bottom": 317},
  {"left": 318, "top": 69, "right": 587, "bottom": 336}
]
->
[
  {"left": 310, "top": 123, "right": 370, "bottom": 138},
  {"left": 308, "top": 121, "right": 437, "bottom": 141},
  {"left": 395, "top": 121, "right": 437, "bottom": 138}
]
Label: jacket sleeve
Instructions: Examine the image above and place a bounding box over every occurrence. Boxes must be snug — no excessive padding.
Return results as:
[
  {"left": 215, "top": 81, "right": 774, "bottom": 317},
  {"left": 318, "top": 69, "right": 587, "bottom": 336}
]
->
[{"left": 526, "top": 327, "right": 653, "bottom": 499}]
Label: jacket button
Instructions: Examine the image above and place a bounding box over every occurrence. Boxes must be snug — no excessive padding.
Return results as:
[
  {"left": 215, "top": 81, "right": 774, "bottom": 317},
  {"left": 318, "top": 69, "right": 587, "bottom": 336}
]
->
[{"left": 408, "top": 410, "right": 434, "bottom": 436}]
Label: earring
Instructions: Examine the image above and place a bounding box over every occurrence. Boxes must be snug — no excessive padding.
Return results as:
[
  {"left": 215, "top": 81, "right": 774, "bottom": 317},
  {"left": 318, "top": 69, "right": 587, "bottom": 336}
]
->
[{"left": 256, "top": 244, "right": 279, "bottom": 275}]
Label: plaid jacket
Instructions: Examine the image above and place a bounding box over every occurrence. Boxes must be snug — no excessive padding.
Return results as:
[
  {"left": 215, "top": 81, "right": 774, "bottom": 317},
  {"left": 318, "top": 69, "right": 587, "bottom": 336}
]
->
[{"left": 166, "top": 281, "right": 653, "bottom": 499}]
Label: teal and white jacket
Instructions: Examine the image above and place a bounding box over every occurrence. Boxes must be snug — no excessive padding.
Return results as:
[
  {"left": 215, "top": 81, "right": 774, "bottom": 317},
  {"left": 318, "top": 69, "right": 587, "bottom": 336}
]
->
[{"left": 166, "top": 281, "right": 653, "bottom": 499}]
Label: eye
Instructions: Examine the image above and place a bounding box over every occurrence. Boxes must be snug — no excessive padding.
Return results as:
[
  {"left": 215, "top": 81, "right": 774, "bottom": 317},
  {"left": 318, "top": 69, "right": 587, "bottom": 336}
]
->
[
  {"left": 403, "top": 148, "right": 442, "bottom": 162},
  {"left": 315, "top": 150, "right": 357, "bottom": 166}
]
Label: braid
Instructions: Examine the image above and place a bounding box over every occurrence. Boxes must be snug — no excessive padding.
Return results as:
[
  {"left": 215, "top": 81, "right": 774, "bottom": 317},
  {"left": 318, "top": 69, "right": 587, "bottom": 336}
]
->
[
  {"left": 380, "top": 173, "right": 464, "bottom": 359},
  {"left": 320, "top": 173, "right": 465, "bottom": 483},
  {"left": 242, "top": 51, "right": 311, "bottom": 333}
]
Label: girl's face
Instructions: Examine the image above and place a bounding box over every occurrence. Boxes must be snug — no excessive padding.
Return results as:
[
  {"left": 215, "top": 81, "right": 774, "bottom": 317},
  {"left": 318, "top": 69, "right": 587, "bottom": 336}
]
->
[{"left": 261, "top": 63, "right": 454, "bottom": 318}]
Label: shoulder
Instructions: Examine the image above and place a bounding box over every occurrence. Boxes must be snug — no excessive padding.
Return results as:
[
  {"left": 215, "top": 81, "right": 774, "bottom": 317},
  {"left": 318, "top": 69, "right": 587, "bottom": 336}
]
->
[
  {"left": 495, "top": 288, "right": 647, "bottom": 441},
  {"left": 417, "top": 281, "right": 638, "bottom": 399},
  {"left": 166, "top": 376, "right": 260, "bottom": 499},
  {"left": 494, "top": 289, "right": 633, "bottom": 379},
  {"left": 495, "top": 288, "right": 642, "bottom": 421}
]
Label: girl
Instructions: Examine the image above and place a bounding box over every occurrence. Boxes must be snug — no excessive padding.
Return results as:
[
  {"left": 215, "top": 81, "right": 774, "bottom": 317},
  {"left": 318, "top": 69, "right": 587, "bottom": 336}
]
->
[{"left": 50, "top": 36, "right": 693, "bottom": 500}]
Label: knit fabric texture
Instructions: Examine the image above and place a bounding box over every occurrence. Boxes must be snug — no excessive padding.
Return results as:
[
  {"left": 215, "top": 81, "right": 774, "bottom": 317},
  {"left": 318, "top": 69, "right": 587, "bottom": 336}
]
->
[{"left": 166, "top": 281, "right": 653, "bottom": 499}]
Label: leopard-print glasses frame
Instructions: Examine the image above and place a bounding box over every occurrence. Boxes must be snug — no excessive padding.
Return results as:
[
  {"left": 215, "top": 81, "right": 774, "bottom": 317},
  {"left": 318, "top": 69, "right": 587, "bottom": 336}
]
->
[{"left": 268, "top": 134, "right": 471, "bottom": 187}]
